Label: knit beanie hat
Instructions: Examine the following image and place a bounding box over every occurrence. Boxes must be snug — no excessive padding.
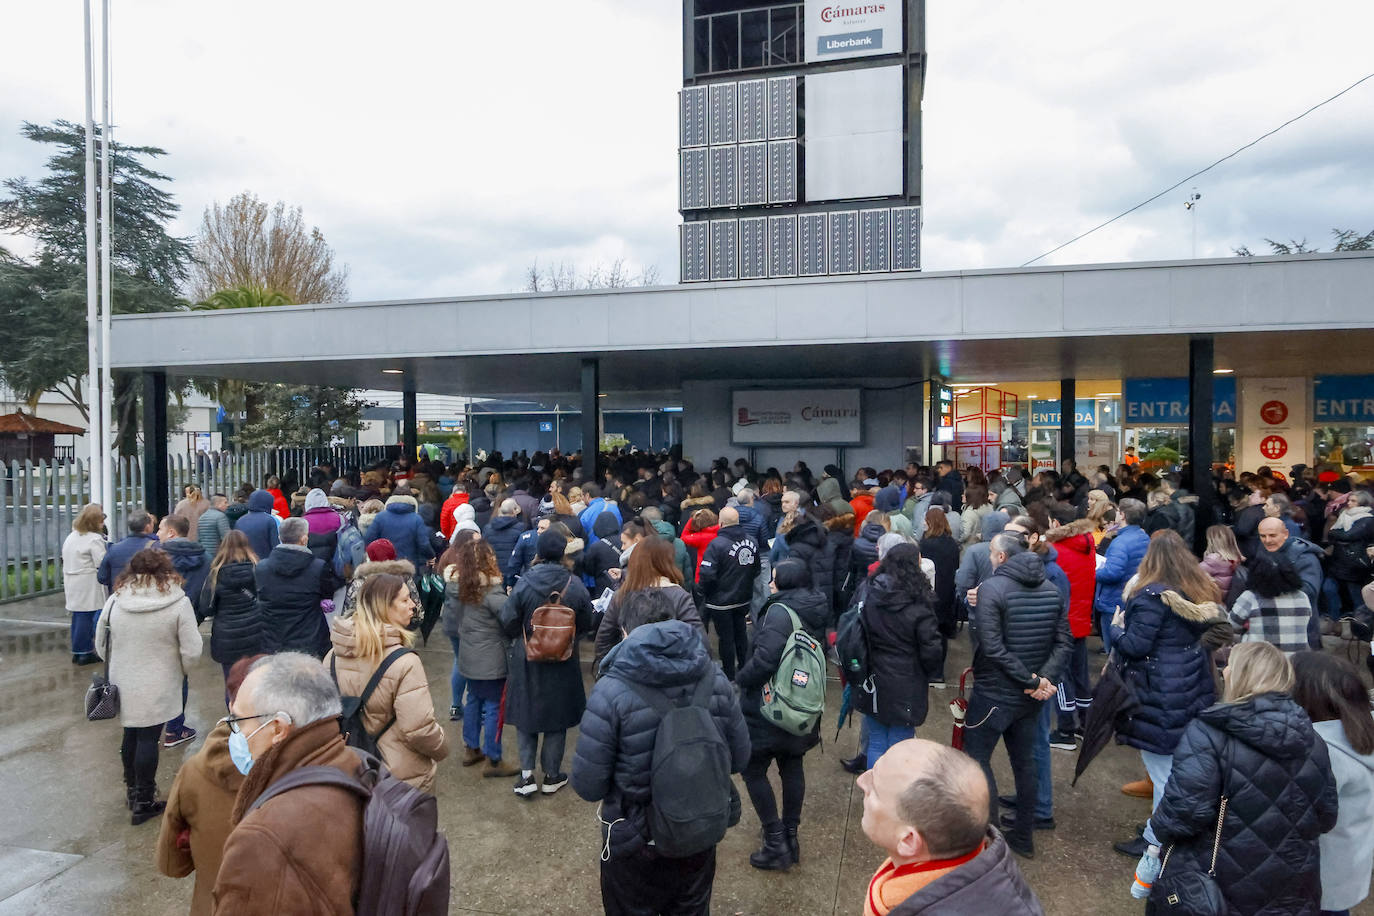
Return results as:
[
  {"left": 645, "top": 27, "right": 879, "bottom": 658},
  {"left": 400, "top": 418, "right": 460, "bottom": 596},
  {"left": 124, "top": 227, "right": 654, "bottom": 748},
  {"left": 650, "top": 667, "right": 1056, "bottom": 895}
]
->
[
  {"left": 366, "top": 539, "right": 397, "bottom": 562},
  {"left": 537, "top": 529, "right": 568, "bottom": 561},
  {"left": 874, "top": 485, "right": 902, "bottom": 513}
]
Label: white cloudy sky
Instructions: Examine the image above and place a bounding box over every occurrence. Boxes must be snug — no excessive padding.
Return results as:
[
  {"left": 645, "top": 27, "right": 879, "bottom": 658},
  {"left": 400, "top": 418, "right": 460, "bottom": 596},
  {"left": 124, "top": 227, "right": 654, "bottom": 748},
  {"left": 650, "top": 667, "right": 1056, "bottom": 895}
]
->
[{"left": 2, "top": 1, "right": 1372, "bottom": 300}]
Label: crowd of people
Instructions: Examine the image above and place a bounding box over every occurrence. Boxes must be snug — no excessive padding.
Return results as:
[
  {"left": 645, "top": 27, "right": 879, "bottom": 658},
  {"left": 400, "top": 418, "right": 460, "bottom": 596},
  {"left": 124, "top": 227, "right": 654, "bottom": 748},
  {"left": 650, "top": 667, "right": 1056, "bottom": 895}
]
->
[{"left": 57, "top": 445, "right": 1374, "bottom": 915}]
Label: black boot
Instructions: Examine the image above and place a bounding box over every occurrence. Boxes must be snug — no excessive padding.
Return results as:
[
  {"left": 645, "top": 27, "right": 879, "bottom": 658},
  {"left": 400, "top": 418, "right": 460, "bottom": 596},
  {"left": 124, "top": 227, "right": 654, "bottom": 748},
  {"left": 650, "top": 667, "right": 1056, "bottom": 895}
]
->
[
  {"left": 125, "top": 787, "right": 135, "bottom": 810},
  {"left": 784, "top": 823, "right": 800, "bottom": 865},
  {"left": 131, "top": 788, "right": 166, "bottom": 826},
  {"left": 749, "top": 822, "right": 792, "bottom": 871}
]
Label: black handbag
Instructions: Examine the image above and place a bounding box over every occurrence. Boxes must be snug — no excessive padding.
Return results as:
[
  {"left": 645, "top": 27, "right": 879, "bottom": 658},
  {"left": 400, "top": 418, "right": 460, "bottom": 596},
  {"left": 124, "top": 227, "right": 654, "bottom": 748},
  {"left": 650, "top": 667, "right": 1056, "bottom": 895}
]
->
[
  {"left": 84, "top": 628, "right": 120, "bottom": 721},
  {"left": 1148, "top": 793, "right": 1229, "bottom": 915}
]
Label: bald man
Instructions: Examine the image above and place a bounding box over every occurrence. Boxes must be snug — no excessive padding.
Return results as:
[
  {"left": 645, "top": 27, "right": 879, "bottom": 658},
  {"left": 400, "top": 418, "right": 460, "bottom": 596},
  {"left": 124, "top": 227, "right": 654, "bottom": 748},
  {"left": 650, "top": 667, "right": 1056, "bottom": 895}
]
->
[
  {"left": 1256, "top": 516, "right": 1324, "bottom": 648},
  {"left": 857, "top": 739, "right": 1044, "bottom": 915},
  {"left": 698, "top": 505, "right": 760, "bottom": 679}
]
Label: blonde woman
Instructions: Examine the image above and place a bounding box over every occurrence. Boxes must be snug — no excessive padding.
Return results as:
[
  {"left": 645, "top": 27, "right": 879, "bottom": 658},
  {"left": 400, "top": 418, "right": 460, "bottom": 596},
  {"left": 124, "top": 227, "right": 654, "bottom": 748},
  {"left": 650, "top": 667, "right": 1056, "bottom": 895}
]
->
[
  {"left": 63, "top": 503, "right": 108, "bottom": 664},
  {"left": 173, "top": 484, "right": 211, "bottom": 541},
  {"left": 325, "top": 572, "right": 449, "bottom": 792}
]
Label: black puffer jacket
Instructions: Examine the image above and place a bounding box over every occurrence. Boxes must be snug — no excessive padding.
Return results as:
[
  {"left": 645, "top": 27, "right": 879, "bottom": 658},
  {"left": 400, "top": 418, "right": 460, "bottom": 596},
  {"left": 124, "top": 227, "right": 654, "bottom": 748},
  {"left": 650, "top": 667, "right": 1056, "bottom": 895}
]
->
[
  {"left": 1112, "top": 585, "right": 1217, "bottom": 756},
  {"left": 969, "top": 552, "right": 1072, "bottom": 712},
  {"left": 851, "top": 523, "right": 884, "bottom": 573},
  {"left": 857, "top": 572, "right": 943, "bottom": 727},
  {"left": 697, "top": 524, "right": 760, "bottom": 610},
  {"left": 1151, "top": 694, "right": 1338, "bottom": 916},
  {"left": 1327, "top": 513, "right": 1374, "bottom": 582},
  {"left": 583, "top": 513, "right": 624, "bottom": 598},
  {"left": 783, "top": 516, "right": 833, "bottom": 608},
  {"left": 160, "top": 538, "right": 210, "bottom": 619},
  {"left": 572, "top": 619, "right": 750, "bottom": 858},
  {"left": 199, "top": 560, "right": 260, "bottom": 664},
  {"left": 919, "top": 533, "right": 960, "bottom": 635},
  {"left": 255, "top": 545, "right": 336, "bottom": 658},
  {"left": 499, "top": 560, "right": 594, "bottom": 734},
  {"left": 825, "top": 517, "right": 853, "bottom": 617},
  {"left": 736, "top": 587, "right": 830, "bottom": 755},
  {"left": 483, "top": 515, "right": 527, "bottom": 582}
]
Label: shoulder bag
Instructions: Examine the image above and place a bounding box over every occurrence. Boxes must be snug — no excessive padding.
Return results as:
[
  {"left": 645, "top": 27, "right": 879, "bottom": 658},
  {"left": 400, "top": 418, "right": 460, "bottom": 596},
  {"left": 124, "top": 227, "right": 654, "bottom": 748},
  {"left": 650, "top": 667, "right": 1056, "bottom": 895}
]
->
[
  {"left": 85, "top": 626, "right": 120, "bottom": 721},
  {"left": 1148, "top": 744, "right": 1230, "bottom": 916}
]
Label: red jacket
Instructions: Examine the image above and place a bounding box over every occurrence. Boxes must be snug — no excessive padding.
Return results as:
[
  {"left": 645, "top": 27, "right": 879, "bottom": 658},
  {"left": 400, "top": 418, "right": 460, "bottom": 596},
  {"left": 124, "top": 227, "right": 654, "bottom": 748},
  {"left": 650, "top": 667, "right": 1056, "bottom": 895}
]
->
[
  {"left": 849, "top": 493, "right": 875, "bottom": 536},
  {"left": 1046, "top": 519, "right": 1097, "bottom": 639},
  {"left": 439, "top": 491, "right": 470, "bottom": 539},
  {"left": 266, "top": 488, "right": 289, "bottom": 519},
  {"left": 680, "top": 525, "right": 720, "bottom": 583}
]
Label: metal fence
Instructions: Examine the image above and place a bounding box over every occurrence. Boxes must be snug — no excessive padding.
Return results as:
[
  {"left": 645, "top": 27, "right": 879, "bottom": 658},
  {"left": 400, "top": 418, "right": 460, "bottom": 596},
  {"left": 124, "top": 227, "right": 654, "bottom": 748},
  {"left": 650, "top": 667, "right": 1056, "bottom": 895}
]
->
[{"left": 0, "top": 445, "right": 399, "bottom": 604}]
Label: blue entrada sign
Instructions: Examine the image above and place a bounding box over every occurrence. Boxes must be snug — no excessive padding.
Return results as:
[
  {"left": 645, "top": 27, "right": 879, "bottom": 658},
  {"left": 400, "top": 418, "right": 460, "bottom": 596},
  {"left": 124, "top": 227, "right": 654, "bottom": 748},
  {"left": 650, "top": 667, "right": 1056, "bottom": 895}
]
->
[
  {"left": 1029, "top": 399, "right": 1098, "bottom": 428},
  {"left": 1124, "top": 377, "right": 1236, "bottom": 425}
]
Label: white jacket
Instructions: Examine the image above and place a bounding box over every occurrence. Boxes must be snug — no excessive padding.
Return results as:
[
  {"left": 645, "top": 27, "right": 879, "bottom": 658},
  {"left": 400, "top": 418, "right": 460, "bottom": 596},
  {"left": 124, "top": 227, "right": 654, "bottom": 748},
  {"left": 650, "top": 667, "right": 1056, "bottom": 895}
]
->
[{"left": 62, "top": 530, "right": 108, "bottom": 612}]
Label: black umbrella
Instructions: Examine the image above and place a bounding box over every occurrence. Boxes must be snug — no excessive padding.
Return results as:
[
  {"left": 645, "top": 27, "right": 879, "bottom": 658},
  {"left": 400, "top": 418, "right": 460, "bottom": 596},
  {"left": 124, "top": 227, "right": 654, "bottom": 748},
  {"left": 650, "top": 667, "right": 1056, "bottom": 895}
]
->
[
  {"left": 1072, "top": 651, "right": 1140, "bottom": 786},
  {"left": 417, "top": 571, "right": 446, "bottom": 644}
]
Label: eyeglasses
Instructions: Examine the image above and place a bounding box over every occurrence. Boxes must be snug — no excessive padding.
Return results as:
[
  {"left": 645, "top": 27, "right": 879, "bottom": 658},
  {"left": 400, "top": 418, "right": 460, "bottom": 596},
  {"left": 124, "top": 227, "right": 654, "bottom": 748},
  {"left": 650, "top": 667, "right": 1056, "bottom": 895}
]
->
[{"left": 219, "top": 712, "right": 281, "bottom": 734}]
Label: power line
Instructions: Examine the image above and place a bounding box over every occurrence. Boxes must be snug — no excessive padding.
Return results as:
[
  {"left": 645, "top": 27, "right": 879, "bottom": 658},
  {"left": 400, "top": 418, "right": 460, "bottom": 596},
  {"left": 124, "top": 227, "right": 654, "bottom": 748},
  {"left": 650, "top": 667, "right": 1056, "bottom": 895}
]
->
[{"left": 1021, "top": 70, "right": 1374, "bottom": 267}]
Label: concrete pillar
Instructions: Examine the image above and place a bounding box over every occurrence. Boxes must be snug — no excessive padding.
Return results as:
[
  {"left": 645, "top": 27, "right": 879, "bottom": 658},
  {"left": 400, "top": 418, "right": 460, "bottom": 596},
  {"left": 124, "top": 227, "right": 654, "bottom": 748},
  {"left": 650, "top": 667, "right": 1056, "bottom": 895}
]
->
[
  {"left": 1188, "top": 335, "right": 1215, "bottom": 554},
  {"left": 402, "top": 382, "right": 418, "bottom": 462},
  {"left": 141, "top": 370, "right": 169, "bottom": 517},
  {"left": 1059, "top": 377, "right": 1076, "bottom": 471},
  {"left": 581, "top": 358, "right": 600, "bottom": 483}
]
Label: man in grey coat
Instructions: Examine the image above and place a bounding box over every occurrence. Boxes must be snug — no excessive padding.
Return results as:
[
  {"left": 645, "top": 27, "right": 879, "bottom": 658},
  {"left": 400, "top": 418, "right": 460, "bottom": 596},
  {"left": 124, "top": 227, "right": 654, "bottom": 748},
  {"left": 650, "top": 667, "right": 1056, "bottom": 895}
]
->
[
  {"left": 195, "top": 494, "right": 232, "bottom": 556},
  {"left": 954, "top": 510, "right": 1010, "bottom": 608}
]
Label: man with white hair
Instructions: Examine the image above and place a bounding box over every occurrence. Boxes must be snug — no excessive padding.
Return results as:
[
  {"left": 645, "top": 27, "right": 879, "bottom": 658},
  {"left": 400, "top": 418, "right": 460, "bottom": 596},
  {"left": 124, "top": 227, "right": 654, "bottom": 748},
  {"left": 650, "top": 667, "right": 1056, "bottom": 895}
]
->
[
  {"left": 212, "top": 653, "right": 365, "bottom": 914},
  {"left": 483, "top": 498, "right": 528, "bottom": 587},
  {"left": 256, "top": 517, "right": 338, "bottom": 659}
]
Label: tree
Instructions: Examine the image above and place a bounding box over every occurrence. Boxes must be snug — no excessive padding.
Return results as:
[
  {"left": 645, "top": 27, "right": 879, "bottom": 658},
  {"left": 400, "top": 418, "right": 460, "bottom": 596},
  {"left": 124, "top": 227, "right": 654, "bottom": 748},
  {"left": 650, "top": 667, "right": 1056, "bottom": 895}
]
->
[
  {"left": 524, "top": 257, "right": 660, "bottom": 292},
  {"left": 236, "top": 384, "right": 375, "bottom": 449},
  {"left": 0, "top": 121, "right": 191, "bottom": 449},
  {"left": 189, "top": 192, "right": 349, "bottom": 304},
  {"left": 1234, "top": 227, "right": 1373, "bottom": 257}
]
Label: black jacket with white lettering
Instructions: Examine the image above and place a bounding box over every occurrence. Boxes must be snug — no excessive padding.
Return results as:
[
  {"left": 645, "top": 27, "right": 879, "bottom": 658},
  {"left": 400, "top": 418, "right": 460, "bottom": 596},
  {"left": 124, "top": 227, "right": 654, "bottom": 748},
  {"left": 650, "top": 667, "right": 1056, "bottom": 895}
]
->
[{"left": 697, "top": 525, "right": 760, "bottom": 610}]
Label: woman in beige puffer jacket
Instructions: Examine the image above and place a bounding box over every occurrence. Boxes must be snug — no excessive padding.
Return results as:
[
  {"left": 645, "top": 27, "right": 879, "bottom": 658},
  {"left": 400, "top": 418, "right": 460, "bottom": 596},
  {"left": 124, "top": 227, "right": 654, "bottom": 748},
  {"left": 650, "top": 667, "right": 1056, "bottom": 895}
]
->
[{"left": 325, "top": 572, "right": 449, "bottom": 792}]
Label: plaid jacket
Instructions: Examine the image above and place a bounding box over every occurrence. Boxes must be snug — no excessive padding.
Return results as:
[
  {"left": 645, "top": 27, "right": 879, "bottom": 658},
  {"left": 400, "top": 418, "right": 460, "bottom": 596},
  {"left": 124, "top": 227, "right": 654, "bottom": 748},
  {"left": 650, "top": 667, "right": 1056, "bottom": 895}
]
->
[{"left": 1229, "top": 590, "right": 1311, "bottom": 655}]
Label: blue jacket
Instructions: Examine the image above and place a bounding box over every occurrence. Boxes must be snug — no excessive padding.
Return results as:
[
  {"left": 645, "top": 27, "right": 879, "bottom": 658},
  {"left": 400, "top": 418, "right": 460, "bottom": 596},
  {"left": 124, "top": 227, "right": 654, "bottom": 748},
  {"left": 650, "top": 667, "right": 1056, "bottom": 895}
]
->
[
  {"left": 364, "top": 496, "right": 435, "bottom": 569},
  {"left": 509, "top": 527, "right": 539, "bottom": 582},
  {"left": 1111, "top": 584, "right": 1217, "bottom": 756},
  {"left": 158, "top": 538, "right": 210, "bottom": 619},
  {"left": 578, "top": 498, "right": 622, "bottom": 537},
  {"left": 97, "top": 532, "right": 158, "bottom": 587},
  {"left": 572, "top": 619, "right": 749, "bottom": 858},
  {"left": 482, "top": 515, "right": 527, "bottom": 581},
  {"left": 1094, "top": 525, "right": 1149, "bottom": 615},
  {"left": 235, "top": 489, "right": 280, "bottom": 561}
]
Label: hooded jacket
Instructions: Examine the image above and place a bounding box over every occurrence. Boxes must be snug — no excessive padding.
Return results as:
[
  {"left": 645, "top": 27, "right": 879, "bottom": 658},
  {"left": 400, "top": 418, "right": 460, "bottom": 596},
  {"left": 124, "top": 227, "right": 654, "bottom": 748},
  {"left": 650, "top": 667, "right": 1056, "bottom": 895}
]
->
[
  {"left": 1151, "top": 695, "right": 1338, "bottom": 916},
  {"left": 886, "top": 828, "right": 1045, "bottom": 916},
  {"left": 1045, "top": 519, "right": 1097, "bottom": 638},
  {"left": 1313, "top": 717, "right": 1374, "bottom": 910},
  {"left": 234, "top": 490, "right": 281, "bottom": 561},
  {"left": 199, "top": 560, "right": 261, "bottom": 664},
  {"left": 737, "top": 586, "right": 831, "bottom": 754},
  {"left": 969, "top": 552, "right": 1072, "bottom": 712},
  {"left": 651, "top": 518, "right": 695, "bottom": 586},
  {"left": 1200, "top": 553, "right": 1241, "bottom": 605},
  {"left": 499, "top": 561, "right": 595, "bottom": 734},
  {"left": 1112, "top": 585, "right": 1219, "bottom": 755},
  {"left": 681, "top": 523, "right": 721, "bottom": 582},
  {"left": 697, "top": 524, "right": 760, "bottom": 611},
  {"left": 572, "top": 619, "right": 749, "bottom": 858},
  {"left": 857, "top": 571, "right": 944, "bottom": 727},
  {"left": 438, "top": 490, "right": 470, "bottom": 539},
  {"left": 850, "top": 491, "right": 876, "bottom": 536},
  {"left": 365, "top": 495, "right": 436, "bottom": 569},
  {"left": 817, "top": 477, "right": 853, "bottom": 521},
  {"left": 453, "top": 575, "right": 512, "bottom": 682},
  {"left": 156, "top": 721, "right": 244, "bottom": 916},
  {"left": 159, "top": 538, "right": 211, "bottom": 619},
  {"left": 326, "top": 616, "right": 449, "bottom": 792},
  {"left": 582, "top": 513, "right": 624, "bottom": 597},
  {"left": 95, "top": 584, "right": 202, "bottom": 728},
  {"left": 1094, "top": 524, "right": 1149, "bottom": 615},
  {"left": 341, "top": 558, "right": 419, "bottom": 619},
  {"left": 783, "top": 515, "right": 832, "bottom": 603},
  {"left": 594, "top": 583, "right": 704, "bottom": 671},
  {"left": 255, "top": 545, "right": 334, "bottom": 658}
]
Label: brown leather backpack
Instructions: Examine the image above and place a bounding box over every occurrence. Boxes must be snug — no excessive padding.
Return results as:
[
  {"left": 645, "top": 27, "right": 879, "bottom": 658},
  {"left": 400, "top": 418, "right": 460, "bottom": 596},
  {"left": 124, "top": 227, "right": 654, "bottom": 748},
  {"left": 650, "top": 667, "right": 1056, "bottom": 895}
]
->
[{"left": 524, "top": 574, "right": 577, "bottom": 662}]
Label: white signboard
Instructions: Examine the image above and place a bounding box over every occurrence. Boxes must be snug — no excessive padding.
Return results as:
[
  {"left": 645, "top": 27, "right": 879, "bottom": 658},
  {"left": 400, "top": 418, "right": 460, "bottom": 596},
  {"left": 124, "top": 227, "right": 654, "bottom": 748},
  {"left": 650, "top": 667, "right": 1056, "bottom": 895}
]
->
[
  {"left": 732, "top": 388, "right": 863, "bottom": 445},
  {"left": 1239, "top": 377, "right": 1308, "bottom": 472},
  {"left": 806, "top": 1, "right": 904, "bottom": 62}
]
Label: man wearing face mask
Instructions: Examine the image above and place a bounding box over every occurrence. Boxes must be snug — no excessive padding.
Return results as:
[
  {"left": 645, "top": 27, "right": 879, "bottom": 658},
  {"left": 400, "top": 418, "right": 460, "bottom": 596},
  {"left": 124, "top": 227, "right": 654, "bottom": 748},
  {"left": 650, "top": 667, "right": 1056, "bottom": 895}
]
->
[{"left": 213, "top": 652, "right": 365, "bottom": 914}]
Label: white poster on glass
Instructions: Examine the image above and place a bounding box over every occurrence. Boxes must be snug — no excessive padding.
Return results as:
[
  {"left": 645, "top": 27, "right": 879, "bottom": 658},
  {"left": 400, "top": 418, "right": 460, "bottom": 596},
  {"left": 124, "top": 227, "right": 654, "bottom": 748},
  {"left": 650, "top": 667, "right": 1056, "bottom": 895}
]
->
[{"left": 1239, "top": 377, "right": 1308, "bottom": 473}]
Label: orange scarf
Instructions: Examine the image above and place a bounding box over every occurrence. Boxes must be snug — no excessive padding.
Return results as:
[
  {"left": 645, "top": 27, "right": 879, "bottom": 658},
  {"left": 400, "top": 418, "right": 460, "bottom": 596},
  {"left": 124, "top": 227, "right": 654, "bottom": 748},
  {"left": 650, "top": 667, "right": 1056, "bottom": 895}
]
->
[{"left": 865, "top": 844, "right": 985, "bottom": 916}]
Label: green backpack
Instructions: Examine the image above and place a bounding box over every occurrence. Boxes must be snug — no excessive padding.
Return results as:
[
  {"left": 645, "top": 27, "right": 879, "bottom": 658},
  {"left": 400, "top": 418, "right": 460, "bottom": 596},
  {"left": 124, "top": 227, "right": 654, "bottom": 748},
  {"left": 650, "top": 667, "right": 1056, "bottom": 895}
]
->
[{"left": 760, "top": 604, "right": 827, "bottom": 737}]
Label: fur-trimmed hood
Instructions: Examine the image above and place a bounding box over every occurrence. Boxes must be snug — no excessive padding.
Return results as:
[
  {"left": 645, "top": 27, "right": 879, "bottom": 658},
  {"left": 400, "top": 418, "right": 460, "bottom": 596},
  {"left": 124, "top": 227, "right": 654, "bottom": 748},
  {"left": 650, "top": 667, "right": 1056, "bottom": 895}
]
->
[
  {"left": 1159, "top": 588, "right": 1224, "bottom": 623},
  {"left": 352, "top": 558, "right": 416, "bottom": 580},
  {"left": 1045, "top": 518, "right": 1096, "bottom": 542},
  {"left": 384, "top": 494, "right": 418, "bottom": 511},
  {"left": 824, "top": 511, "right": 855, "bottom": 532}
]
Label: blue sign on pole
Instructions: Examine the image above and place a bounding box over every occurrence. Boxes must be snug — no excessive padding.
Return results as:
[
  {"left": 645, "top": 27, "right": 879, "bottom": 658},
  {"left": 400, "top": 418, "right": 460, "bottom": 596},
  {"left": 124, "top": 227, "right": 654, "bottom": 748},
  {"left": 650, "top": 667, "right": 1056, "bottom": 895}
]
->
[
  {"left": 1314, "top": 375, "right": 1374, "bottom": 424},
  {"left": 1029, "top": 399, "right": 1098, "bottom": 428},
  {"left": 538, "top": 421, "right": 554, "bottom": 433},
  {"left": 1124, "top": 377, "right": 1236, "bottom": 424}
]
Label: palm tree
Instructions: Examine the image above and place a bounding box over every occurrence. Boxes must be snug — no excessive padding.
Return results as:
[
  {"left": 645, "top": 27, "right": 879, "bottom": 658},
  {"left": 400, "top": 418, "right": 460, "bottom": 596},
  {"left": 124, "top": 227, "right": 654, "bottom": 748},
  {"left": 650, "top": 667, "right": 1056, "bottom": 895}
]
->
[{"left": 191, "top": 285, "right": 293, "bottom": 447}]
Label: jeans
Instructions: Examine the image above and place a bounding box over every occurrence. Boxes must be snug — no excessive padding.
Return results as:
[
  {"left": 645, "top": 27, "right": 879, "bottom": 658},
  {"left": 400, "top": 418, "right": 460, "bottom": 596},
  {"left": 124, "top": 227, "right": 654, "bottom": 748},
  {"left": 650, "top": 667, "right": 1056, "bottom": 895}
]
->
[
  {"left": 742, "top": 749, "right": 806, "bottom": 829},
  {"left": 165, "top": 676, "right": 190, "bottom": 734},
  {"left": 1057, "top": 637, "right": 1092, "bottom": 734},
  {"left": 1321, "top": 577, "right": 1343, "bottom": 621},
  {"left": 710, "top": 605, "right": 749, "bottom": 679},
  {"left": 463, "top": 678, "right": 505, "bottom": 760},
  {"left": 1140, "top": 749, "right": 1175, "bottom": 846},
  {"left": 447, "top": 635, "right": 467, "bottom": 709},
  {"left": 70, "top": 609, "right": 100, "bottom": 654},
  {"left": 1098, "top": 611, "right": 1115, "bottom": 653},
  {"left": 121, "top": 724, "right": 162, "bottom": 791},
  {"left": 600, "top": 844, "right": 716, "bottom": 916},
  {"left": 517, "top": 728, "right": 567, "bottom": 776},
  {"left": 865, "top": 717, "right": 915, "bottom": 766},
  {"left": 961, "top": 693, "right": 1040, "bottom": 847},
  {"left": 1033, "top": 699, "right": 1053, "bottom": 820},
  {"left": 1335, "top": 579, "right": 1366, "bottom": 616},
  {"left": 751, "top": 556, "right": 771, "bottom": 618}
]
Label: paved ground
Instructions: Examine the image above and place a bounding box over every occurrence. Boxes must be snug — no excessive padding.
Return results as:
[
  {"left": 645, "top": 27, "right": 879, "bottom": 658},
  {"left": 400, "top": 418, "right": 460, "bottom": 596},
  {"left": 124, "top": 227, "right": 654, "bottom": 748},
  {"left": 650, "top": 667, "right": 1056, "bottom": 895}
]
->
[{"left": 2, "top": 596, "right": 1370, "bottom": 916}]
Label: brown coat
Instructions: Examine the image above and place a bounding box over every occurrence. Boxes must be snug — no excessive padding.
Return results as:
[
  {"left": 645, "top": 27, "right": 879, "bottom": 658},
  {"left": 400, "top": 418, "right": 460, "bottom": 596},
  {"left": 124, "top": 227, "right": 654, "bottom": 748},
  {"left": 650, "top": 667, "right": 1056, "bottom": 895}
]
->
[
  {"left": 212, "top": 720, "right": 364, "bottom": 916},
  {"left": 325, "top": 616, "right": 449, "bottom": 792},
  {"left": 156, "top": 721, "right": 244, "bottom": 916}
]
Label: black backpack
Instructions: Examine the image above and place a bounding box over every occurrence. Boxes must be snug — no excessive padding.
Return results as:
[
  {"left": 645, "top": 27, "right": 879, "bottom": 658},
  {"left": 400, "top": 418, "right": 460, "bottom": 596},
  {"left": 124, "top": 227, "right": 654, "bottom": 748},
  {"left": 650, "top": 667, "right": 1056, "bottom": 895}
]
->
[
  {"left": 834, "top": 600, "right": 872, "bottom": 689},
  {"left": 623, "top": 672, "right": 733, "bottom": 858},
  {"left": 250, "top": 750, "right": 449, "bottom": 916},
  {"left": 331, "top": 647, "right": 413, "bottom": 757}
]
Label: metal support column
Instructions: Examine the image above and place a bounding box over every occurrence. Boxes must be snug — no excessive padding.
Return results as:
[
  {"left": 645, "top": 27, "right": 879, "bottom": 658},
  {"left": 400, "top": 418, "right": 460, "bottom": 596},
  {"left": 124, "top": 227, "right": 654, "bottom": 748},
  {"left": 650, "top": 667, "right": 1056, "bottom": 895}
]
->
[
  {"left": 141, "top": 370, "right": 169, "bottom": 517},
  {"left": 402, "top": 382, "right": 418, "bottom": 462},
  {"left": 1187, "top": 335, "right": 1215, "bottom": 554},
  {"left": 1060, "top": 377, "right": 1076, "bottom": 471},
  {"left": 581, "top": 358, "right": 600, "bottom": 483}
]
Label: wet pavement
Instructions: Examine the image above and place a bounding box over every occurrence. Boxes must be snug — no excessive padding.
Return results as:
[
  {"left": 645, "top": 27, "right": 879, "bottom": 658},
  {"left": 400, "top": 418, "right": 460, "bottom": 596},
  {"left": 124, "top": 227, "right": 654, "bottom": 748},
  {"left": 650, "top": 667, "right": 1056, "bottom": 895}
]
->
[{"left": 3, "top": 596, "right": 1371, "bottom": 916}]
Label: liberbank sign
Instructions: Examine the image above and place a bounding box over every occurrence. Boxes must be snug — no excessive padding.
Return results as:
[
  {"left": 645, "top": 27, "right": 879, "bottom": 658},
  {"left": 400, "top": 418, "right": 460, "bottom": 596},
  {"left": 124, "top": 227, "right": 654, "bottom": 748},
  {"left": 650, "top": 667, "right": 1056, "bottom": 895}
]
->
[
  {"left": 806, "top": 1, "right": 904, "bottom": 62},
  {"left": 732, "top": 388, "right": 863, "bottom": 446}
]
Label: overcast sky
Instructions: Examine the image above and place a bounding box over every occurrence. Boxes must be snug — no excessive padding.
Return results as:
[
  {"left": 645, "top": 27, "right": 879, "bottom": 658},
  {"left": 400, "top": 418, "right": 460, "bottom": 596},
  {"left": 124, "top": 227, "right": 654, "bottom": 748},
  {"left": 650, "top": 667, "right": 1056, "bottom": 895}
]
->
[{"left": 2, "top": 1, "right": 1371, "bottom": 301}]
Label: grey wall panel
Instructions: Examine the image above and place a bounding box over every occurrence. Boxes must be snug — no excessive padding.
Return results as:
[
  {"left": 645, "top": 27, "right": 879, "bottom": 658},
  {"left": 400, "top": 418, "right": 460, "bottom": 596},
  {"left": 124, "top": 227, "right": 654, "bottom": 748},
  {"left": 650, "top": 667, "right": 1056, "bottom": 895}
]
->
[
  {"left": 680, "top": 148, "right": 709, "bottom": 211},
  {"left": 805, "top": 66, "right": 903, "bottom": 201},
  {"left": 738, "top": 79, "right": 767, "bottom": 143},
  {"left": 860, "top": 209, "right": 892, "bottom": 273},
  {"left": 738, "top": 143, "right": 768, "bottom": 207},
  {"left": 681, "top": 222, "right": 710, "bottom": 283},
  {"left": 767, "top": 140, "right": 797, "bottom": 203},
  {"left": 892, "top": 206, "right": 921, "bottom": 272},
  {"left": 680, "top": 86, "right": 708, "bottom": 148},
  {"left": 709, "top": 146, "right": 738, "bottom": 209},
  {"left": 769, "top": 215, "right": 798, "bottom": 278},
  {"left": 799, "top": 213, "right": 827, "bottom": 277},
  {"left": 739, "top": 217, "right": 769, "bottom": 280},
  {"left": 766, "top": 76, "right": 797, "bottom": 140},
  {"left": 710, "top": 219, "right": 738, "bottom": 281},
  {"left": 828, "top": 211, "right": 859, "bottom": 275},
  {"left": 708, "top": 82, "right": 738, "bottom": 146}
]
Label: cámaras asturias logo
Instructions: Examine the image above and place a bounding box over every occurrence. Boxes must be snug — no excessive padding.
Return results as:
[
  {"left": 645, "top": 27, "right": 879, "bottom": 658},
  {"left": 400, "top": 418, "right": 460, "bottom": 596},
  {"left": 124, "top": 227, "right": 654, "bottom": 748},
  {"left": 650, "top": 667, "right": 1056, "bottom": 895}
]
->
[{"left": 820, "top": 3, "right": 886, "bottom": 23}]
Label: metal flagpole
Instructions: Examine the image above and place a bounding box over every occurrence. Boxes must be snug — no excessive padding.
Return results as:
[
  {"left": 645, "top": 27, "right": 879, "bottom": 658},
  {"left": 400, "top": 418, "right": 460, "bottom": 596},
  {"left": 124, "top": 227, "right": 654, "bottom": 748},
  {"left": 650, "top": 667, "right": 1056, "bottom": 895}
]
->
[
  {"left": 99, "top": 0, "right": 115, "bottom": 508},
  {"left": 82, "top": 0, "right": 103, "bottom": 507}
]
